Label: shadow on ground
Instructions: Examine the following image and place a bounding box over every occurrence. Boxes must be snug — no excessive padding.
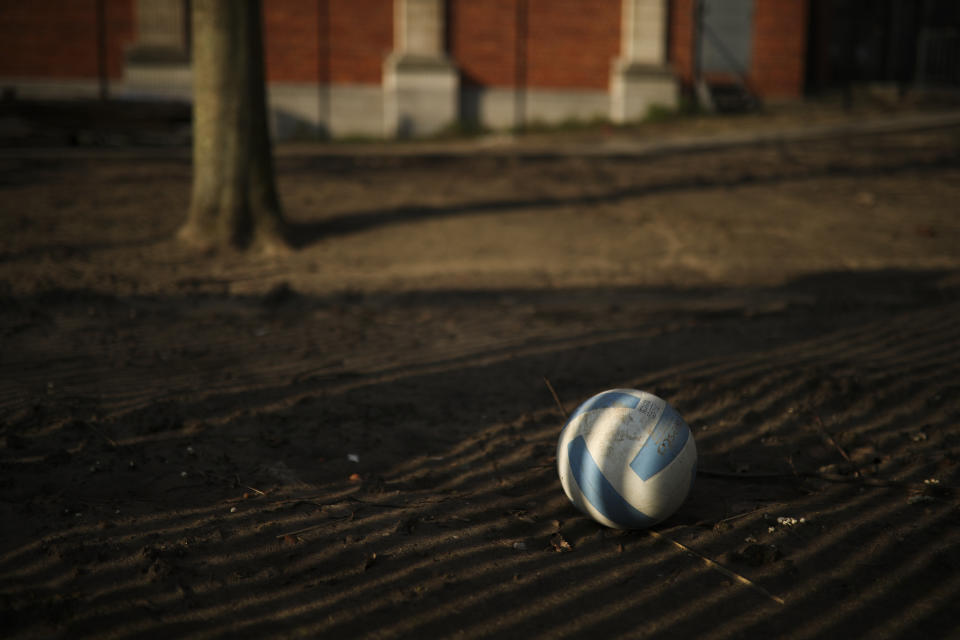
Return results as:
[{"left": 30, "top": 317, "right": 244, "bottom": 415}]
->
[
  {"left": 281, "top": 137, "right": 959, "bottom": 246},
  {"left": 2, "top": 268, "right": 959, "bottom": 638}
]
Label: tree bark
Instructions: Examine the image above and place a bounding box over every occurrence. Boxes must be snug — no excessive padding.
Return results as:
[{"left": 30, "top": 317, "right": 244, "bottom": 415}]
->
[{"left": 179, "top": 0, "right": 287, "bottom": 253}]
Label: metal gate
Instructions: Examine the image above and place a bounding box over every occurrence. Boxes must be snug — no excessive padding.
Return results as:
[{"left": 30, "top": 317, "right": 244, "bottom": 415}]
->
[
  {"left": 694, "top": 0, "right": 757, "bottom": 111},
  {"left": 699, "top": 0, "right": 754, "bottom": 77}
]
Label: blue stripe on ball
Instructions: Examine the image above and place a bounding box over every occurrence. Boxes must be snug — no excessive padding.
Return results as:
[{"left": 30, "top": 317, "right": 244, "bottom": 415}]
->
[
  {"left": 566, "top": 390, "right": 642, "bottom": 425},
  {"left": 630, "top": 404, "right": 690, "bottom": 481},
  {"left": 568, "top": 435, "right": 657, "bottom": 529}
]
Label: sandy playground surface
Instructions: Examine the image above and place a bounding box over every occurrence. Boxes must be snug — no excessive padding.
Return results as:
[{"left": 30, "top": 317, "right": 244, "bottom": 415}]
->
[{"left": 2, "top": 107, "right": 960, "bottom": 638}]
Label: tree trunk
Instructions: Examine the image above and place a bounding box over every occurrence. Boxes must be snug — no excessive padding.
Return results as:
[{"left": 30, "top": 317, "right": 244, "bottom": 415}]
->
[{"left": 179, "top": 0, "right": 287, "bottom": 253}]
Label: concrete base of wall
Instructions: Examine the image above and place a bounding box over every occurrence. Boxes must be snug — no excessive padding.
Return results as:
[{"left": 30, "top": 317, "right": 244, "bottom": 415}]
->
[
  {"left": 122, "top": 62, "right": 193, "bottom": 101},
  {"left": 327, "top": 85, "right": 385, "bottom": 139},
  {"left": 461, "top": 86, "right": 519, "bottom": 130},
  {"left": 0, "top": 77, "right": 106, "bottom": 100},
  {"left": 3, "top": 72, "right": 663, "bottom": 140},
  {"left": 610, "top": 60, "right": 678, "bottom": 123},
  {"left": 383, "top": 53, "right": 459, "bottom": 138},
  {"left": 267, "top": 84, "right": 384, "bottom": 140},
  {"left": 462, "top": 85, "right": 610, "bottom": 131},
  {"left": 524, "top": 88, "right": 610, "bottom": 126}
]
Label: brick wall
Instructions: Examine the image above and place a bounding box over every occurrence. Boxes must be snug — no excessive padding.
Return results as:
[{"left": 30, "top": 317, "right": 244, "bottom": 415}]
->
[
  {"left": 263, "top": 0, "right": 392, "bottom": 85},
  {"left": 326, "top": 0, "right": 392, "bottom": 84},
  {"left": 525, "top": 0, "right": 620, "bottom": 90},
  {"left": 451, "top": 0, "right": 620, "bottom": 91},
  {"left": 669, "top": 0, "right": 807, "bottom": 99},
  {"left": 263, "top": 0, "right": 322, "bottom": 83},
  {"left": 449, "top": 0, "right": 518, "bottom": 87},
  {"left": 0, "top": 0, "right": 133, "bottom": 80},
  {"left": 751, "top": 0, "right": 807, "bottom": 98},
  {"left": 2, "top": 0, "right": 808, "bottom": 99},
  {"left": 669, "top": 0, "right": 695, "bottom": 86},
  {"left": 457, "top": 0, "right": 804, "bottom": 97}
]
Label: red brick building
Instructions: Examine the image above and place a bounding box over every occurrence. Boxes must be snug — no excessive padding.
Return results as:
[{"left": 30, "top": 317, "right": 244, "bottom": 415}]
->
[{"left": 1, "top": 1, "right": 956, "bottom": 138}]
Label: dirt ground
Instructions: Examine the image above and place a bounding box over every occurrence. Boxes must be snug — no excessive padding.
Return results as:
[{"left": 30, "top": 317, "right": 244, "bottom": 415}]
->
[{"left": 2, "top": 107, "right": 960, "bottom": 638}]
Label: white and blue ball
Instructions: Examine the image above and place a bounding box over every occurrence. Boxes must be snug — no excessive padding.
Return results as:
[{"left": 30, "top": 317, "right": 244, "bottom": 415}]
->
[{"left": 557, "top": 389, "right": 697, "bottom": 529}]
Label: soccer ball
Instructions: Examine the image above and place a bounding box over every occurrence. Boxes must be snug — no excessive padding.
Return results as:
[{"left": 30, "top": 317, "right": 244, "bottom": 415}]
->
[{"left": 556, "top": 389, "right": 697, "bottom": 529}]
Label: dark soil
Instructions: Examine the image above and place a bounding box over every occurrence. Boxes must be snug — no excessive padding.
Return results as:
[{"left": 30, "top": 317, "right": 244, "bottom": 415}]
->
[{"left": 2, "top": 110, "right": 960, "bottom": 638}]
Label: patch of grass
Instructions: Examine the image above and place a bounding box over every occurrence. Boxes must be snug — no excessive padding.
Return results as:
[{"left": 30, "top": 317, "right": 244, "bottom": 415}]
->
[
  {"left": 642, "top": 98, "right": 703, "bottom": 123},
  {"left": 328, "top": 132, "right": 382, "bottom": 145},
  {"left": 432, "top": 120, "right": 492, "bottom": 140},
  {"left": 643, "top": 104, "right": 678, "bottom": 123},
  {"left": 514, "top": 115, "right": 616, "bottom": 135}
]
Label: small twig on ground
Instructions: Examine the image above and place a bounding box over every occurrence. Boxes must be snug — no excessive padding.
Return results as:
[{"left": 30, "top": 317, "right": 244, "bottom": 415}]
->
[
  {"left": 243, "top": 484, "right": 267, "bottom": 496},
  {"left": 809, "top": 471, "right": 958, "bottom": 493},
  {"left": 698, "top": 468, "right": 959, "bottom": 494},
  {"left": 699, "top": 470, "right": 798, "bottom": 479},
  {"left": 232, "top": 473, "right": 268, "bottom": 496},
  {"left": 647, "top": 529, "right": 785, "bottom": 606},
  {"left": 202, "top": 471, "right": 268, "bottom": 496},
  {"left": 347, "top": 495, "right": 408, "bottom": 509},
  {"left": 274, "top": 523, "right": 328, "bottom": 539},
  {"left": 714, "top": 505, "right": 773, "bottom": 526},
  {"left": 274, "top": 507, "right": 359, "bottom": 538},
  {"left": 787, "top": 455, "right": 800, "bottom": 480},
  {"left": 83, "top": 421, "right": 119, "bottom": 449},
  {"left": 543, "top": 377, "right": 568, "bottom": 419},
  {"left": 812, "top": 412, "right": 858, "bottom": 476}
]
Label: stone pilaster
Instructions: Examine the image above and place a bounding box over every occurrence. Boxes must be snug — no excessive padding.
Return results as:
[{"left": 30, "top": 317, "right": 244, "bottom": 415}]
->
[
  {"left": 383, "top": 0, "right": 459, "bottom": 137},
  {"left": 127, "top": 0, "right": 190, "bottom": 63},
  {"left": 123, "top": 0, "right": 192, "bottom": 99},
  {"left": 610, "top": 0, "right": 678, "bottom": 123}
]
